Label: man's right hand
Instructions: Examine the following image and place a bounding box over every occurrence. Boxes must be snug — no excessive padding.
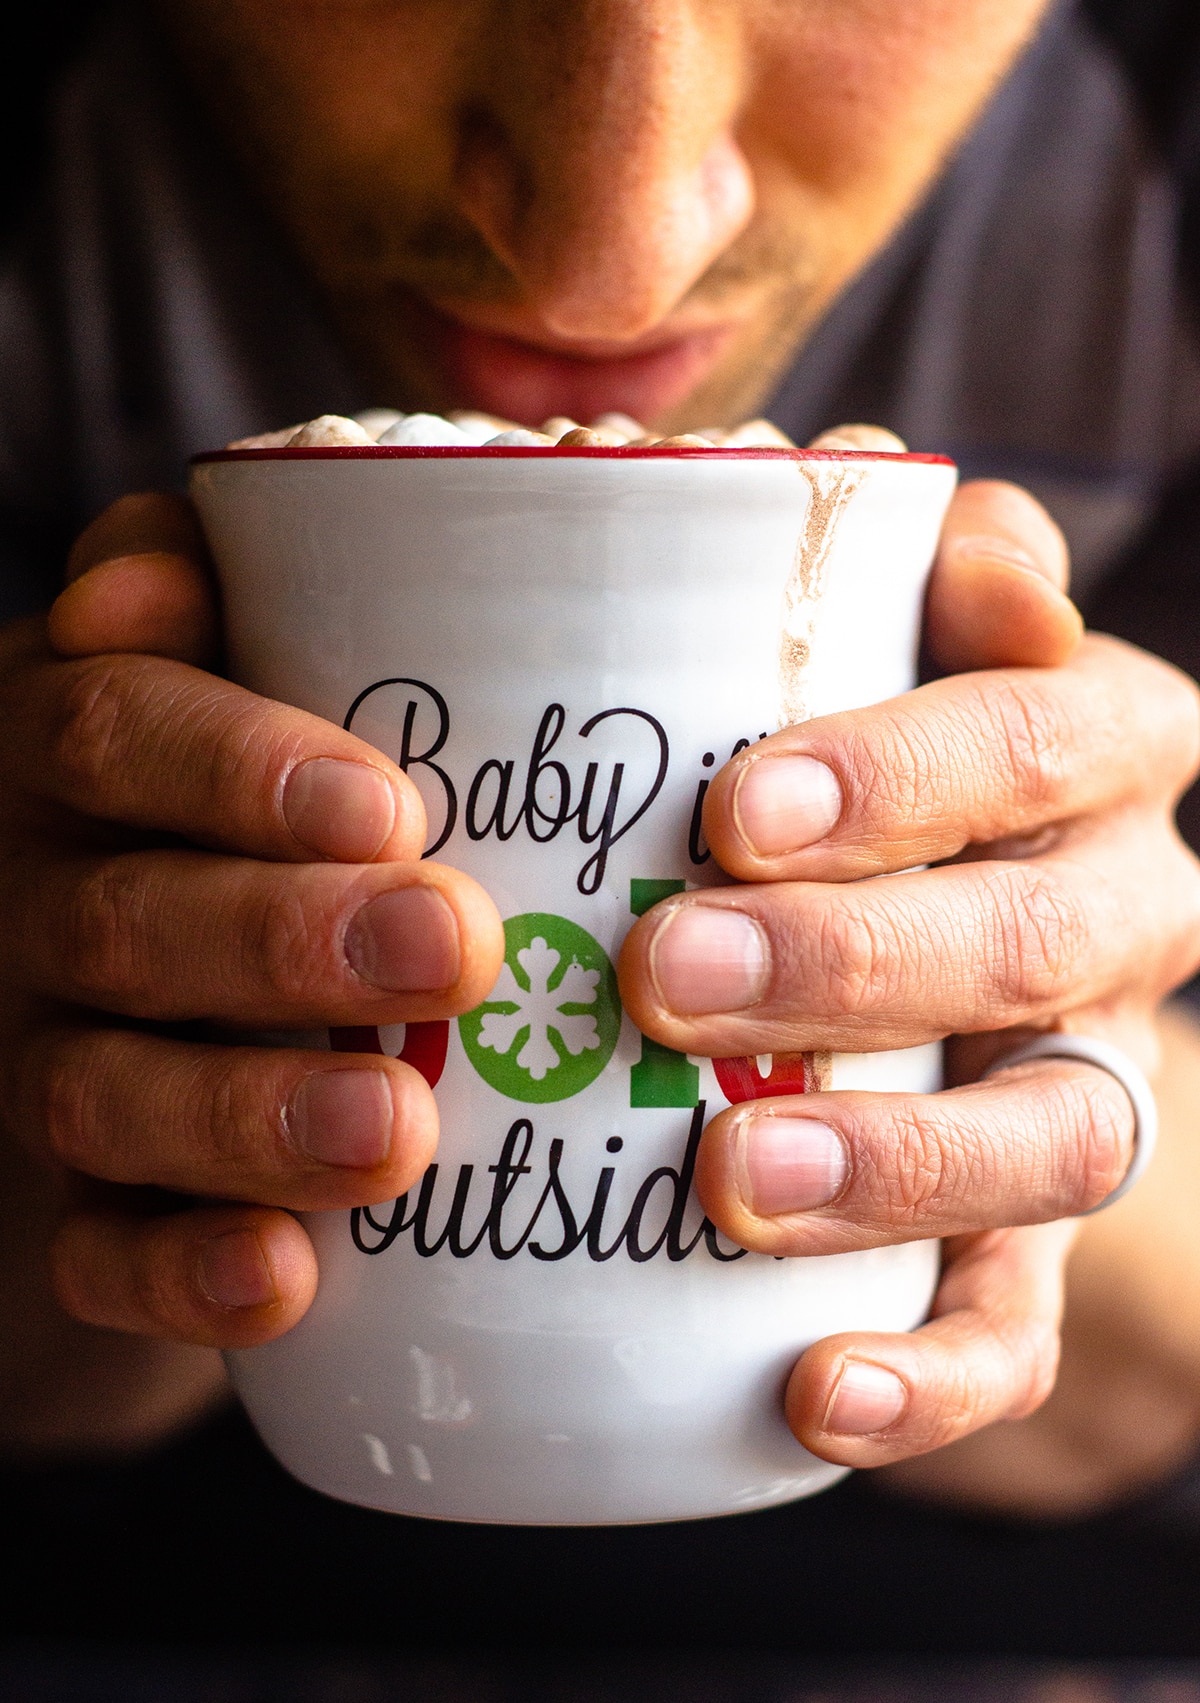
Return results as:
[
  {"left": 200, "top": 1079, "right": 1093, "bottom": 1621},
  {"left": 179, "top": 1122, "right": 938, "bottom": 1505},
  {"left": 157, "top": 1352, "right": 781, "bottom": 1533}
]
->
[{"left": 0, "top": 493, "right": 504, "bottom": 1355}]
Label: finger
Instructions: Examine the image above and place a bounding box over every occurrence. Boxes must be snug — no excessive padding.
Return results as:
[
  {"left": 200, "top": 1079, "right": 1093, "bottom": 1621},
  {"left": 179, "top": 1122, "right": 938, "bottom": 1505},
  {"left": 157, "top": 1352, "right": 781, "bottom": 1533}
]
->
[
  {"left": 15, "top": 1024, "right": 438, "bottom": 1210},
  {"left": 2, "top": 850, "right": 505, "bottom": 1028},
  {"left": 618, "top": 818, "right": 1200, "bottom": 1053},
  {"left": 807, "top": 424, "right": 908, "bottom": 453},
  {"left": 784, "top": 1220, "right": 1077, "bottom": 1467},
  {"left": 58, "top": 493, "right": 217, "bottom": 666},
  {"left": 693, "top": 1060, "right": 1134, "bottom": 1256},
  {"left": 0, "top": 651, "right": 428, "bottom": 863},
  {"left": 53, "top": 1198, "right": 318, "bottom": 1349},
  {"left": 49, "top": 553, "right": 219, "bottom": 666},
  {"left": 66, "top": 494, "right": 209, "bottom": 581},
  {"left": 702, "top": 634, "right": 1200, "bottom": 882},
  {"left": 925, "top": 480, "right": 1082, "bottom": 672}
]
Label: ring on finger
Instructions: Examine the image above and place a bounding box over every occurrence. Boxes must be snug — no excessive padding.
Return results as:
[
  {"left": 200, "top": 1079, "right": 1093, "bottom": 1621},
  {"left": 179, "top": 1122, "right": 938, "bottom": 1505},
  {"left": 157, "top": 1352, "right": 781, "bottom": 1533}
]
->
[{"left": 982, "top": 1032, "right": 1157, "bottom": 1213}]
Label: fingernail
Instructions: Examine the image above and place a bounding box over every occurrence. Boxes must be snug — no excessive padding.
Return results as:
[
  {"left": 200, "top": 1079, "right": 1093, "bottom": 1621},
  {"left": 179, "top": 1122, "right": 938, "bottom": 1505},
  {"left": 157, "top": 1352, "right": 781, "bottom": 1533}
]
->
[
  {"left": 197, "top": 1230, "right": 276, "bottom": 1310},
  {"left": 650, "top": 906, "right": 769, "bottom": 1015},
  {"left": 740, "top": 1117, "right": 849, "bottom": 1214},
  {"left": 823, "top": 1362, "right": 908, "bottom": 1436},
  {"left": 345, "top": 886, "right": 460, "bottom": 991},
  {"left": 288, "top": 1070, "right": 393, "bottom": 1169},
  {"left": 284, "top": 758, "right": 396, "bottom": 861},
  {"left": 733, "top": 756, "right": 843, "bottom": 856}
]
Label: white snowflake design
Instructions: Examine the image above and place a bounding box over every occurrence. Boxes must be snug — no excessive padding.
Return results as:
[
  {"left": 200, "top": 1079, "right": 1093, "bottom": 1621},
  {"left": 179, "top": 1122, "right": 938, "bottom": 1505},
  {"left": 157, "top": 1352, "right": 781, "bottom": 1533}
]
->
[{"left": 477, "top": 936, "right": 601, "bottom": 1081}]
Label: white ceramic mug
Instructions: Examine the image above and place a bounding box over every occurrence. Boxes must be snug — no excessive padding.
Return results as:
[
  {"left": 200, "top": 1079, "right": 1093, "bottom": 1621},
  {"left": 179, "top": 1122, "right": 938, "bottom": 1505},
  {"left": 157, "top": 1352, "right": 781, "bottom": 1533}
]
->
[{"left": 190, "top": 441, "right": 957, "bottom": 1525}]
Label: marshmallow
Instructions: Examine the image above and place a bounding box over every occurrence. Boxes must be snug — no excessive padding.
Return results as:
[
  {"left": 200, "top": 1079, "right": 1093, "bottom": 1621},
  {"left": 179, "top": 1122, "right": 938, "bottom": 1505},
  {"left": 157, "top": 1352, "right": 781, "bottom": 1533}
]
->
[
  {"left": 228, "top": 408, "right": 817, "bottom": 455},
  {"left": 557, "top": 426, "right": 629, "bottom": 447},
  {"left": 720, "top": 419, "right": 797, "bottom": 448},
  {"left": 354, "top": 409, "right": 405, "bottom": 440},
  {"left": 807, "top": 423, "right": 908, "bottom": 453},
  {"left": 591, "top": 412, "right": 647, "bottom": 441},
  {"left": 377, "top": 413, "right": 474, "bottom": 446},
  {"left": 287, "top": 415, "right": 375, "bottom": 447},
  {"left": 448, "top": 411, "right": 516, "bottom": 444},
  {"left": 483, "top": 429, "right": 556, "bottom": 446}
]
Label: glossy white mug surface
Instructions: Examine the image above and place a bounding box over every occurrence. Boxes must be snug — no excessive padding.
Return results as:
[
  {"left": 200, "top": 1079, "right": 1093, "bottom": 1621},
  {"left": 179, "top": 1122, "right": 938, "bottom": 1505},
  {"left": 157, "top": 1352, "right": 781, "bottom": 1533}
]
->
[{"left": 189, "top": 444, "right": 957, "bottom": 1525}]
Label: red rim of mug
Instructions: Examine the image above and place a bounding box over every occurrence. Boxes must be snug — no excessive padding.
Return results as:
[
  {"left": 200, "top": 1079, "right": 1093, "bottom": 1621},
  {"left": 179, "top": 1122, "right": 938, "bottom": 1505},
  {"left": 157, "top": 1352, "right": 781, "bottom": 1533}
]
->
[{"left": 191, "top": 446, "right": 956, "bottom": 464}]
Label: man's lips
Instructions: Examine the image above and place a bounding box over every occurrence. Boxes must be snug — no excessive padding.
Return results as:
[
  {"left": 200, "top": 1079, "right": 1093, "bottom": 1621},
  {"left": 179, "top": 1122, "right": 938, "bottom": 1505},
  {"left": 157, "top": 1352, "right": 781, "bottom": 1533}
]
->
[{"left": 414, "top": 300, "right": 738, "bottom": 426}]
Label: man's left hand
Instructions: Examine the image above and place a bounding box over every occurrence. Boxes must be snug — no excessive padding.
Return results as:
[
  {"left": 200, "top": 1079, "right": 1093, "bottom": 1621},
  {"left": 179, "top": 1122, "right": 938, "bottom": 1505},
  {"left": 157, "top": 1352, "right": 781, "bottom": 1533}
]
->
[{"left": 619, "top": 478, "right": 1200, "bottom": 1488}]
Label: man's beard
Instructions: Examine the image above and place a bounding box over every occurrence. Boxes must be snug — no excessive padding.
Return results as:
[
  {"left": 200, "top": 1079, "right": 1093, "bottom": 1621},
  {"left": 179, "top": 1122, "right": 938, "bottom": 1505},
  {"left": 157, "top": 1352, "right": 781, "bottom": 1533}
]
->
[{"left": 287, "top": 184, "right": 831, "bottom": 428}]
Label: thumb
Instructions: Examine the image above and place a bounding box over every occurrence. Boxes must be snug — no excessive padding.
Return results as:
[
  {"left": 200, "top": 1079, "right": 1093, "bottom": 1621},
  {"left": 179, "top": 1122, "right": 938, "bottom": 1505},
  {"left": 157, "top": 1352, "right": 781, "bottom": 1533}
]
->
[
  {"left": 48, "top": 493, "right": 219, "bottom": 666},
  {"left": 924, "top": 480, "right": 1083, "bottom": 672}
]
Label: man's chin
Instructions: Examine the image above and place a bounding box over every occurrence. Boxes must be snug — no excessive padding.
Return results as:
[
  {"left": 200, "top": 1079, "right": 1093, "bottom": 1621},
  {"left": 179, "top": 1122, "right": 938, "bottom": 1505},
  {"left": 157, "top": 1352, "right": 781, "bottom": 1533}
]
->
[{"left": 414, "top": 300, "right": 740, "bottom": 427}]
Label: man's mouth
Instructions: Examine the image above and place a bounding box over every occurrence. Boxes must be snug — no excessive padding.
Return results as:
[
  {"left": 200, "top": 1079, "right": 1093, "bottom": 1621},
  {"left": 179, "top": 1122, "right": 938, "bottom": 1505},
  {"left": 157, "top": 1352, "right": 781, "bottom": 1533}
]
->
[{"left": 411, "top": 297, "right": 739, "bottom": 426}]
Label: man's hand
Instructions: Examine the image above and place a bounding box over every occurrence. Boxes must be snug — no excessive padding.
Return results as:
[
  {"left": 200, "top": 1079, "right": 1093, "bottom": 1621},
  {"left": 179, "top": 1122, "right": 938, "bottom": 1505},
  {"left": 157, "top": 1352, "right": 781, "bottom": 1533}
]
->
[
  {"left": 619, "top": 479, "right": 1200, "bottom": 1491},
  {"left": 0, "top": 493, "right": 504, "bottom": 1373},
  {"left": 9, "top": 479, "right": 1200, "bottom": 1502}
]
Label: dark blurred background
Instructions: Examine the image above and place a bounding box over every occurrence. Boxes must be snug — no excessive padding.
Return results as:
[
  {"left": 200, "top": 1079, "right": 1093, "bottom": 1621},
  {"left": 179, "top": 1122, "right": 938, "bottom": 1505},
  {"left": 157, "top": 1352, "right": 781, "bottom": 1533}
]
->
[
  {"left": 5, "top": 1, "right": 1200, "bottom": 1692},
  {"left": 1, "top": 0, "right": 99, "bottom": 237}
]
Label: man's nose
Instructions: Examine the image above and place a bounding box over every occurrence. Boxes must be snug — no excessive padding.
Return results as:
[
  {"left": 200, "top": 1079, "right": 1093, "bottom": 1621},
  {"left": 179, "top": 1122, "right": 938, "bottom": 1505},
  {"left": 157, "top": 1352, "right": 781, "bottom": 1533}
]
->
[{"left": 455, "top": 0, "right": 755, "bottom": 341}]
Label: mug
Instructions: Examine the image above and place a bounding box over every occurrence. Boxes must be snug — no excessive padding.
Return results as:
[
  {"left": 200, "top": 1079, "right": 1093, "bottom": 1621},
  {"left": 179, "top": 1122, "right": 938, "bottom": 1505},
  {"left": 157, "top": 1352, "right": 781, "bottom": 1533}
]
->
[{"left": 189, "top": 440, "right": 957, "bottom": 1525}]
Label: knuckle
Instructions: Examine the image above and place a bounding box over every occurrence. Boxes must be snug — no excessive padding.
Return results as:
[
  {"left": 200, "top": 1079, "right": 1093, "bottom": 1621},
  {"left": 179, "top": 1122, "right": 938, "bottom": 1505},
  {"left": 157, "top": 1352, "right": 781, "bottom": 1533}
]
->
[
  {"left": 1068, "top": 1069, "right": 1134, "bottom": 1212},
  {"left": 846, "top": 716, "right": 938, "bottom": 830},
  {"left": 1014, "top": 1067, "right": 1130, "bottom": 1214},
  {"left": 204, "top": 1067, "right": 241, "bottom": 1165},
  {"left": 941, "top": 1363, "right": 985, "bottom": 1431},
  {"left": 987, "top": 679, "right": 1073, "bottom": 815},
  {"left": 812, "top": 900, "right": 905, "bottom": 1017},
  {"left": 50, "top": 660, "right": 135, "bottom": 798},
  {"left": 191, "top": 688, "right": 287, "bottom": 812},
  {"left": 874, "top": 1108, "right": 950, "bottom": 1221},
  {"left": 133, "top": 1227, "right": 190, "bottom": 1331},
  {"left": 63, "top": 858, "right": 145, "bottom": 1001},
  {"left": 38, "top": 1040, "right": 97, "bottom": 1167},
  {"left": 202, "top": 1058, "right": 269, "bottom": 1170},
  {"left": 249, "top": 884, "right": 331, "bottom": 1004},
  {"left": 872, "top": 1104, "right": 1002, "bottom": 1225},
  {"left": 48, "top": 1220, "right": 95, "bottom": 1323},
  {"left": 986, "top": 865, "right": 1090, "bottom": 1012}
]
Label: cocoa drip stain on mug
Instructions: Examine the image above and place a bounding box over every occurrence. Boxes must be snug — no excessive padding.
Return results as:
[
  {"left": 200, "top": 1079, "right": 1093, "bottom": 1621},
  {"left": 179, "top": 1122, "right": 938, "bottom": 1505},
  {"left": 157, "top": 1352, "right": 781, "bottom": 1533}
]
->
[
  {"left": 809, "top": 1052, "right": 834, "bottom": 1090},
  {"left": 779, "top": 465, "right": 865, "bottom": 728}
]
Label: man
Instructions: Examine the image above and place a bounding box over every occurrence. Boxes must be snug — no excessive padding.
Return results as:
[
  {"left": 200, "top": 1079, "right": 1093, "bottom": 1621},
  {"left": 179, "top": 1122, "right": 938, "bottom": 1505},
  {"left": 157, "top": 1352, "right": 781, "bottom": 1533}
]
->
[{"left": 4, "top": 0, "right": 1200, "bottom": 1653}]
